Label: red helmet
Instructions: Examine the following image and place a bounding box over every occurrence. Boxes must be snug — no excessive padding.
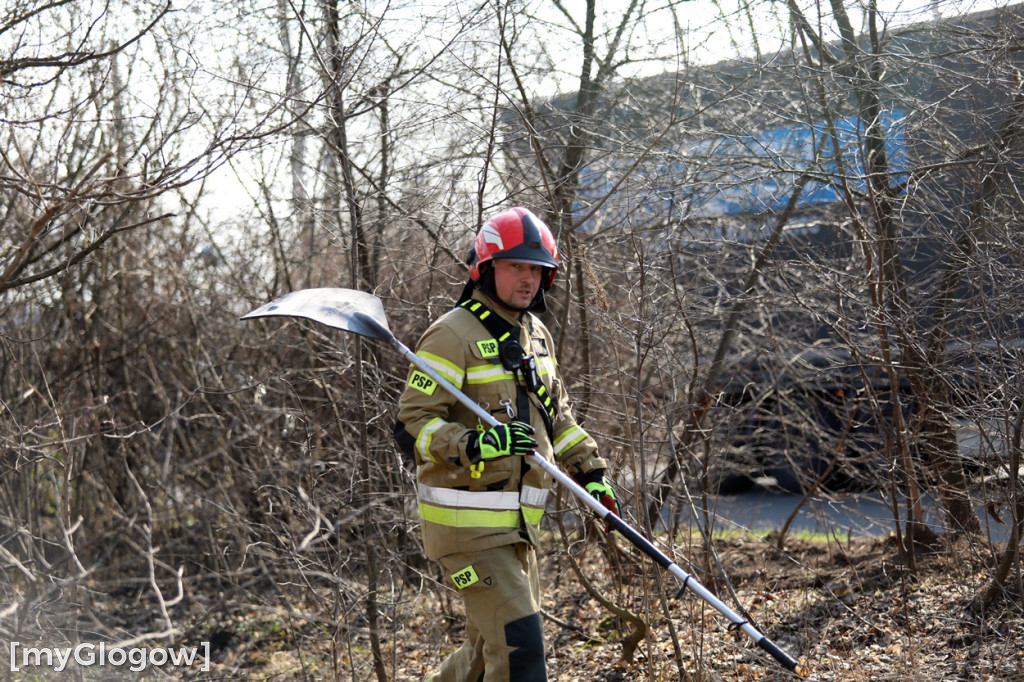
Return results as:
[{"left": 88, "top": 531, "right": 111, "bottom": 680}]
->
[{"left": 468, "top": 207, "right": 559, "bottom": 290}]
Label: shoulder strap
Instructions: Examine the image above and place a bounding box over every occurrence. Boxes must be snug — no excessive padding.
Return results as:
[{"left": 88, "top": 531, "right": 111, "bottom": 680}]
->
[
  {"left": 458, "top": 299, "right": 517, "bottom": 354},
  {"left": 458, "top": 299, "right": 557, "bottom": 439}
]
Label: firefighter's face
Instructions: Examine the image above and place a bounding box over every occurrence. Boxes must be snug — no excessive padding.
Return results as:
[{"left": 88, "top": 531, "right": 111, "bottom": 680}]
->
[{"left": 492, "top": 259, "right": 542, "bottom": 312}]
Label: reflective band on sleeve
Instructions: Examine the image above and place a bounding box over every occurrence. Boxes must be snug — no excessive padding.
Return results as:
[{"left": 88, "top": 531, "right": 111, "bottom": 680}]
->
[
  {"left": 417, "top": 351, "right": 465, "bottom": 389},
  {"left": 554, "top": 426, "right": 588, "bottom": 457},
  {"left": 416, "top": 418, "right": 446, "bottom": 463},
  {"left": 536, "top": 356, "right": 557, "bottom": 378}
]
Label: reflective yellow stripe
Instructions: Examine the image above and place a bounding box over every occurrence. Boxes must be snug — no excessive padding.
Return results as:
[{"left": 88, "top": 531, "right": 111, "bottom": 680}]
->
[
  {"left": 466, "top": 364, "right": 514, "bottom": 384},
  {"left": 417, "top": 351, "right": 464, "bottom": 389},
  {"left": 535, "top": 385, "right": 555, "bottom": 418},
  {"left": 464, "top": 300, "right": 489, "bottom": 320},
  {"left": 536, "top": 356, "right": 557, "bottom": 377},
  {"left": 521, "top": 485, "right": 549, "bottom": 526},
  {"left": 522, "top": 506, "right": 545, "bottom": 526},
  {"left": 417, "top": 484, "right": 550, "bottom": 528},
  {"left": 416, "top": 418, "right": 446, "bottom": 463},
  {"left": 554, "top": 426, "right": 588, "bottom": 456},
  {"left": 418, "top": 483, "right": 520, "bottom": 510},
  {"left": 419, "top": 503, "right": 520, "bottom": 528}
]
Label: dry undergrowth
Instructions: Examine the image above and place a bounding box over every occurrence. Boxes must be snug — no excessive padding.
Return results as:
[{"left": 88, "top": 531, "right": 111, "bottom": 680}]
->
[{"left": 7, "top": 532, "right": 1023, "bottom": 681}]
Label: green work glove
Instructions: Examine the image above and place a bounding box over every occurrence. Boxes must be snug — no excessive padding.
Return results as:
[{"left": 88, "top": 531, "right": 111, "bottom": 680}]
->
[
  {"left": 466, "top": 422, "right": 537, "bottom": 463},
  {"left": 574, "top": 469, "right": 621, "bottom": 530}
]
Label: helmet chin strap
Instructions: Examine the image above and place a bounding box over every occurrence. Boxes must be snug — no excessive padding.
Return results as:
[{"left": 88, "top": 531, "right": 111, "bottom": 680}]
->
[{"left": 530, "top": 288, "right": 548, "bottom": 313}]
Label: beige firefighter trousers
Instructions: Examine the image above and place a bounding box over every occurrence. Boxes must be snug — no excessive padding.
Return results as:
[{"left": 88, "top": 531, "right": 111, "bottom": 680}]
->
[{"left": 426, "top": 542, "right": 547, "bottom": 682}]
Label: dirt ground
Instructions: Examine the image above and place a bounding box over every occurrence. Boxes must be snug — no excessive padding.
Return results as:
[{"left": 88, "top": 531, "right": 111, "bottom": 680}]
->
[
  {"left": 168, "top": 530, "right": 1024, "bottom": 681},
  {"left": 14, "top": 529, "right": 1019, "bottom": 680},
  {"left": 535, "top": 533, "right": 1024, "bottom": 681}
]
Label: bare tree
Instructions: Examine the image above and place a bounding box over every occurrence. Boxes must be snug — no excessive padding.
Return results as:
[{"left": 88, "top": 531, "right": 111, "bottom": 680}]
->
[{"left": 6, "top": 0, "right": 1024, "bottom": 677}]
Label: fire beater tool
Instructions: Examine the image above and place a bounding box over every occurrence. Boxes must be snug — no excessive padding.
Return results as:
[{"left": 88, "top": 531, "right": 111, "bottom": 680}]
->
[{"left": 242, "top": 287, "right": 804, "bottom": 675}]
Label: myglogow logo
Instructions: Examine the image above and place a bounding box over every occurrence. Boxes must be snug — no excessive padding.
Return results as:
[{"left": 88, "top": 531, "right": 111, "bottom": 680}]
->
[{"left": 9, "top": 640, "right": 211, "bottom": 673}]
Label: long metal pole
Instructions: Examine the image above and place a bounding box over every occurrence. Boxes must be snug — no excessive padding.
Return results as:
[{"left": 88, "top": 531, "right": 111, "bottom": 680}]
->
[{"left": 360, "top": 313, "right": 801, "bottom": 674}]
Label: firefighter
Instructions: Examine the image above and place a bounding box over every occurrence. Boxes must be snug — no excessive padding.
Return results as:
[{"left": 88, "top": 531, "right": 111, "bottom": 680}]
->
[{"left": 394, "top": 207, "right": 620, "bottom": 682}]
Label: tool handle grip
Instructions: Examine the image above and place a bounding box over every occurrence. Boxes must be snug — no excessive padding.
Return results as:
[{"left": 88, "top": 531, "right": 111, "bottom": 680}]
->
[{"left": 756, "top": 636, "right": 801, "bottom": 672}]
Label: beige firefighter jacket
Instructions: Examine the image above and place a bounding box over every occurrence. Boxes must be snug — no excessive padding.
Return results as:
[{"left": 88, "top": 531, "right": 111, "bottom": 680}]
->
[{"left": 395, "top": 289, "right": 607, "bottom": 560}]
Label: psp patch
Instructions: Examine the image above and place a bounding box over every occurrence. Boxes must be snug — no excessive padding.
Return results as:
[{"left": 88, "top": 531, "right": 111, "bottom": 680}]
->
[
  {"left": 476, "top": 339, "right": 500, "bottom": 358},
  {"left": 450, "top": 565, "right": 480, "bottom": 590},
  {"left": 407, "top": 370, "right": 437, "bottom": 395}
]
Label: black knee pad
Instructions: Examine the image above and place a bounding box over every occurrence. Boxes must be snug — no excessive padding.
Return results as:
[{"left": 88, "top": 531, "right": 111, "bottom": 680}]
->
[{"left": 504, "top": 611, "right": 546, "bottom": 681}]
